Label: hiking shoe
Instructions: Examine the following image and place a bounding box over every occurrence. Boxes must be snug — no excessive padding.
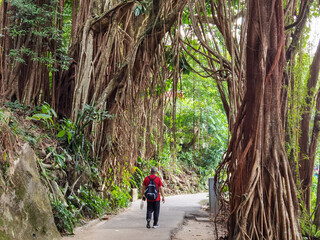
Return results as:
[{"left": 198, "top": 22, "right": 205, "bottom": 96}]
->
[
  {"left": 153, "top": 224, "right": 160, "bottom": 228},
  {"left": 146, "top": 220, "right": 151, "bottom": 229}
]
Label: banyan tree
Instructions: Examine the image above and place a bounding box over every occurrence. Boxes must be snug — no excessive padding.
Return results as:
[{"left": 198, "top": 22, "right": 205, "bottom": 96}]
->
[
  {"left": 0, "top": 0, "right": 188, "bottom": 187},
  {"left": 216, "top": 0, "right": 302, "bottom": 239}
]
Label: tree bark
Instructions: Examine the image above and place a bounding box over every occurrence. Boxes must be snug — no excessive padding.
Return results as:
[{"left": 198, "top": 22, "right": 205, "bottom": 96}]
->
[
  {"left": 216, "top": 0, "right": 302, "bottom": 239},
  {"left": 299, "top": 40, "right": 320, "bottom": 212},
  {"left": 314, "top": 155, "right": 320, "bottom": 229},
  {"left": 0, "top": 0, "right": 60, "bottom": 105},
  {"left": 58, "top": 0, "right": 187, "bottom": 186},
  {"left": 311, "top": 90, "right": 320, "bottom": 229}
]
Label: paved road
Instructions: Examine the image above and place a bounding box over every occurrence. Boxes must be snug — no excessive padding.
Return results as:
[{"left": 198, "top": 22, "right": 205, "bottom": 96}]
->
[{"left": 63, "top": 193, "right": 208, "bottom": 240}]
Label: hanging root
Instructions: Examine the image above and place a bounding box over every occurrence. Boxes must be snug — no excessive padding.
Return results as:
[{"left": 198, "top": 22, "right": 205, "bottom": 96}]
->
[{"left": 217, "top": 137, "right": 300, "bottom": 240}]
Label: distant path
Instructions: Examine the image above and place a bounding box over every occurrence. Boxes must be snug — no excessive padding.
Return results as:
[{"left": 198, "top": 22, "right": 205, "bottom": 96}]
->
[{"left": 63, "top": 193, "right": 208, "bottom": 240}]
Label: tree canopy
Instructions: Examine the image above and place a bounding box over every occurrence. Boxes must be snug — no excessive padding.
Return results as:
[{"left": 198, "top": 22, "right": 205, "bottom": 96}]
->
[{"left": 1, "top": 0, "right": 320, "bottom": 238}]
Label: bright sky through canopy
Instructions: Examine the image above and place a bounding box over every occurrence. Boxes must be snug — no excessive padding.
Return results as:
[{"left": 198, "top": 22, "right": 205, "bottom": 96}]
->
[{"left": 309, "top": 17, "right": 320, "bottom": 54}]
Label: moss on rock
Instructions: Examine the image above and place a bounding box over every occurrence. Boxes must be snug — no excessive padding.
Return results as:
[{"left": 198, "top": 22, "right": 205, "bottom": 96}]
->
[
  {"left": 0, "top": 144, "right": 61, "bottom": 240},
  {"left": 0, "top": 230, "right": 11, "bottom": 240}
]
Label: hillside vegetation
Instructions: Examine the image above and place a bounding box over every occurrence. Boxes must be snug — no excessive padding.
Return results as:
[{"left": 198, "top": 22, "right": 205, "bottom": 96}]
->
[{"left": 0, "top": 81, "right": 227, "bottom": 234}]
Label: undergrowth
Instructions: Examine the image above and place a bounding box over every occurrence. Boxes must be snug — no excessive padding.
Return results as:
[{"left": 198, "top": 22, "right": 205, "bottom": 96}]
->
[
  {"left": 0, "top": 101, "right": 213, "bottom": 234},
  {"left": 0, "top": 102, "right": 132, "bottom": 234}
]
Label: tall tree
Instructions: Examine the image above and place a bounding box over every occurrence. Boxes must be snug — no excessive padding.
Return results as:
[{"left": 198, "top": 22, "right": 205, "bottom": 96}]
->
[
  {"left": 0, "top": 0, "right": 188, "bottom": 188},
  {"left": 299, "top": 40, "right": 320, "bottom": 212},
  {"left": 216, "top": 0, "right": 302, "bottom": 239},
  {"left": 56, "top": 0, "right": 187, "bottom": 187},
  {"left": 312, "top": 82, "right": 320, "bottom": 229},
  {"left": 0, "top": 0, "right": 67, "bottom": 105}
]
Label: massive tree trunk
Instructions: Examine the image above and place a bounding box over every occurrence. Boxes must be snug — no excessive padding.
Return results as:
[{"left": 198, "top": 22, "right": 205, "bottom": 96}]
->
[
  {"left": 299, "top": 40, "right": 320, "bottom": 212},
  {"left": 57, "top": 0, "right": 187, "bottom": 187},
  {"left": 0, "top": 0, "right": 187, "bottom": 188},
  {"left": 312, "top": 90, "right": 320, "bottom": 229},
  {"left": 308, "top": 41, "right": 320, "bottom": 229},
  {"left": 216, "top": 0, "right": 301, "bottom": 239},
  {"left": 282, "top": 0, "right": 314, "bottom": 160}
]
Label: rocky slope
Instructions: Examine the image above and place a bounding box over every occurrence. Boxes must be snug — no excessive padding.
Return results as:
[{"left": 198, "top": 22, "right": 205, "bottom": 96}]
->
[{"left": 0, "top": 114, "right": 60, "bottom": 240}]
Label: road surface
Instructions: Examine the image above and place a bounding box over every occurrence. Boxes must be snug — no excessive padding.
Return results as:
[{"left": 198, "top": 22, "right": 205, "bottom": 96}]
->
[{"left": 63, "top": 193, "right": 208, "bottom": 240}]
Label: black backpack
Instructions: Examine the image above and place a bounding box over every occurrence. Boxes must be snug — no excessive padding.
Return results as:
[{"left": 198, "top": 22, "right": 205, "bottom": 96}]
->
[{"left": 144, "top": 176, "right": 158, "bottom": 200}]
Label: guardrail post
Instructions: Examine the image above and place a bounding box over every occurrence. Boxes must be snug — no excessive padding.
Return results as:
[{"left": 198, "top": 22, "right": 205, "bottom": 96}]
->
[
  {"left": 208, "top": 177, "right": 218, "bottom": 215},
  {"left": 131, "top": 188, "right": 138, "bottom": 202}
]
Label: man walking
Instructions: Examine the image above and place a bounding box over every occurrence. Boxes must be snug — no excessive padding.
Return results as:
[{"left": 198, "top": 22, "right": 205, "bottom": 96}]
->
[{"left": 141, "top": 167, "right": 165, "bottom": 229}]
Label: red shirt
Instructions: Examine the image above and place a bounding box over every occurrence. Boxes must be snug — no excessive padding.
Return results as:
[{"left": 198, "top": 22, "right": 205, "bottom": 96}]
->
[{"left": 143, "top": 174, "right": 163, "bottom": 202}]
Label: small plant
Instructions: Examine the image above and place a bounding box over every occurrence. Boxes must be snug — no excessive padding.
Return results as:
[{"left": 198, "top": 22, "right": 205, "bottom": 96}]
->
[
  {"left": 300, "top": 201, "right": 320, "bottom": 240},
  {"left": 56, "top": 104, "right": 112, "bottom": 170},
  {"left": 47, "top": 146, "right": 71, "bottom": 169},
  {"left": 110, "top": 185, "right": 131, "bottom": 210},
  {"left": 23, "top": 132, "right": 37, "bottom": 146},
  {"left": 302, "top": 222, "right": 320, "bottom": 239},
  {"left": 130, "top": 166, "right": 143, "bottom": 189},
  {"left": 0, "top": 108, "right": 5, "bottom": 123},
  {"left": 74, "top": 185, "right": 110, "bottom": 217},
  {"left": 27, "top": 102, "right": 57, "bottom": 128},
  {"left": 3, "top": 100, "right": 28, "bottom": 112},
  {"left": 51, "top": 198, "right": 79, "bottom": 234}
]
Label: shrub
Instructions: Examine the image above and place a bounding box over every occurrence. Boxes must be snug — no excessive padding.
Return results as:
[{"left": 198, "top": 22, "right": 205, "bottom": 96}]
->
[{"left": 51, "top": 199, "right": 79, "bottom": 234}]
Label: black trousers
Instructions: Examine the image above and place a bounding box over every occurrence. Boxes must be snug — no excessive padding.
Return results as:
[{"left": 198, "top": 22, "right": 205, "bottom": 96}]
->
[{"left": 146, "top": 200, "right": 160, "bottom": 225}]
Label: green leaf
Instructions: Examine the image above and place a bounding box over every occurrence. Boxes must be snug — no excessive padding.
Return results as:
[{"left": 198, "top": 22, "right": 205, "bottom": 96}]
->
[
  {"left": 51, "top": 108, "right": 57, "bottom": 118},
  {"left": 57, "top": 130, "right": 66, "bottom": 138},
  {"left": 29, "top": 113, "right": 51, "bottom": 120},
  {"left": 134, "top": 7, "right": 140, "bottom": 16},
  {"left": 42, "top": 104, "right": 50, "bottom": 114},
  {"left": 57, "top": 156, "right": 66, "bottom": 167},
  {"left": 67, "top": 132, "right": 72, "bottom": 143}
]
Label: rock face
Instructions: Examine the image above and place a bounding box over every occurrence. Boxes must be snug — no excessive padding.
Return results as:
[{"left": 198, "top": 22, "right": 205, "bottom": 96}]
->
[{"left": 0, "top": 144, "right": 61, "bottom": 240}]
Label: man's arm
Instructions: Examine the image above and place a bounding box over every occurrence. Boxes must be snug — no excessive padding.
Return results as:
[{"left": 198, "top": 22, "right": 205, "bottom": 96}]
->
[{"left": 160, "top": 186, "right": 165, "bottom": 203}]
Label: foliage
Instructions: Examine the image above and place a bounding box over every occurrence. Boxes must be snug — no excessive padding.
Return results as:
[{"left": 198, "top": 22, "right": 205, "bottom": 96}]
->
[
  {"left": 311, "top": 174, "right": 318, "bottom": 214},
  {"left": 7, "top": 0, "right": 71, "bottom": 70},
  {"left": 130, "top": 165, "right": 144, "bottom": 189},
  {"left": 101, "top": 165, "right": 132, "bottom": 210},
  {"left": 0, "top": 104, "right": 119, "bottom": 233},
  {"left": 131, "top": 157, "right": 160, "bottom": 191},
  {"left": 132, "top": 1, "right": 151, "bottom": 16},
  {"left": 61, "top": 0, "right": 72, "bottom": 47},
  {"left": 26, "top": 102, "right": 57, "bottom": 128},
  {"left": 301, "top": 222, "right": 320, "bottom": 239},
  {"left": 158, "top": 145, "right": 179, "bottom": 173},
  {"left": 51, "top": 198, "right": 80, "bottom": 234},
  {"left": 0, "top": 104, "right": 46, "bottom": 148},
  {"left": 300, "top": 203, "right": 320, "bottom": 240},
  {"left": 47, "top": 146, "right": 71, "bottom": 169},
  {"left": 0, "top": 108, "right": 5, "bottom": 123},
  {"left": 3, "top": 100, "right": 29, "bottom": 112},
  {"left": 110, "top": 185, "right": 131, "bottom": 210},
  {"left": 69, "top": 185, "right": 110, "bottom": 218},
  {"left": 56, "top": 104, "right": 112, "bottom": 170},
  {"left": 165, "top": 67, "right": 228, "bottom": 171}
]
